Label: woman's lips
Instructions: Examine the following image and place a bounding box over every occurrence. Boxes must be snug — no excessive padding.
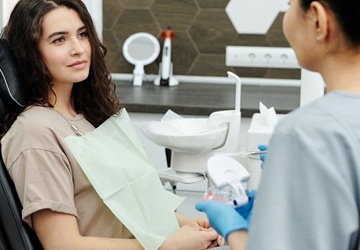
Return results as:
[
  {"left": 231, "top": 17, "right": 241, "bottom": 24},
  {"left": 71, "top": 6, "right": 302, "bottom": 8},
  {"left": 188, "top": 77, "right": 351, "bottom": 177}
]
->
[{"left": 68, "top": 60, "right": 87, "bottom": 69}]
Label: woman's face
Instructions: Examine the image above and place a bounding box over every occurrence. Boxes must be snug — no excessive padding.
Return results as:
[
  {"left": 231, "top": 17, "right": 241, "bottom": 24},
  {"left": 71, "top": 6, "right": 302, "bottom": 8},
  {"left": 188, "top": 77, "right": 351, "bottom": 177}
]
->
[{"left": 38, "top": 6, "right": 91, "bottom": 89}]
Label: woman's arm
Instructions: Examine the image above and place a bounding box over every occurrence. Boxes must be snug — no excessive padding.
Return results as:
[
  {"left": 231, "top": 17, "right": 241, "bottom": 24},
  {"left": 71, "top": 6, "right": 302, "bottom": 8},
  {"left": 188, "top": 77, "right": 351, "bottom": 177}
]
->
[
  {"left": 33, "top": 209, "right": 144, "bottom": 250},
  {"left": 227, "top": 231, "right": 247, "bottom": 250},
  {"left": 33, "top": 209, "right": 221, "bottom": 250},
  {"left": 175, "top": 212, "right": 214, "bottom": 228},
  {"left": 175, "top": 212, "right": 206, "bottom": 227}
]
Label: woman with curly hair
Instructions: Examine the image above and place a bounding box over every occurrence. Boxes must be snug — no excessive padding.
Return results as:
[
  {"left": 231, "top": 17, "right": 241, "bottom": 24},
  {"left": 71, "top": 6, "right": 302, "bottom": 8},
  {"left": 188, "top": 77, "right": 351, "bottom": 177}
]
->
[{"left": 1, "top": 0, "right": 223, "bottom": 249}]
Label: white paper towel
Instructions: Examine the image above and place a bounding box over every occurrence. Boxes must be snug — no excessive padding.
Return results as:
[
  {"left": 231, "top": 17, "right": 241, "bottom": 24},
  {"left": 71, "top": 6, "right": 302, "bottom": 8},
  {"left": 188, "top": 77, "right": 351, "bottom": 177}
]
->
[{"left": 259, "top": 102, "right": 278, "bottom": 127}]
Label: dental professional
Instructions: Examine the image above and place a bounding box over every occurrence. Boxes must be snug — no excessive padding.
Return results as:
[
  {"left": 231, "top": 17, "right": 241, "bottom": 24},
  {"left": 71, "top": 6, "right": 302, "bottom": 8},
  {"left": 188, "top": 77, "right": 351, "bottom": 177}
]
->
[
  {"left": 196, "top": 0, "right": 360, "bottom": 249},
  {"left": 0, "top": 0, "right": 224, "bottom": 249}
]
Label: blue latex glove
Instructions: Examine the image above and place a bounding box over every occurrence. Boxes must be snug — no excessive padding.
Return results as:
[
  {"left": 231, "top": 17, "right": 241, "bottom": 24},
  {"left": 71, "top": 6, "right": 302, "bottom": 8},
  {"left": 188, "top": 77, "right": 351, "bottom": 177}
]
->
[
  {"left": 235, "top": 189, "right": 256, "bottom": 223},
  {"left": 195, "top": 200, "right": 249, "bottom": 240},
  {"left": 257, "top": 144, "right": 268, "bottom": 169}
]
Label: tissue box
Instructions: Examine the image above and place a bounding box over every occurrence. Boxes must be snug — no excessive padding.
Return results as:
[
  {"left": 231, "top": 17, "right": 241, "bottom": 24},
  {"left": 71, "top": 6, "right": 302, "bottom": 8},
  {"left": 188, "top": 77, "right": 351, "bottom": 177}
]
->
[
  {"left": 246, "top": 113, "right": 285, "bottom": 150},
  {"left": 246, "top": 113, "right": 285, "bottom": 189}
]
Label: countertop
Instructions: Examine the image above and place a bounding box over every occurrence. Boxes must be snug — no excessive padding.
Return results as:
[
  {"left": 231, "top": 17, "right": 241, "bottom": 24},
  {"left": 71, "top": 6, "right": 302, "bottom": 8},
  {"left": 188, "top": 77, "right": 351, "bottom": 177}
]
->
[{"left": 115, "top": 80, "right": 300, "bottom": 117}]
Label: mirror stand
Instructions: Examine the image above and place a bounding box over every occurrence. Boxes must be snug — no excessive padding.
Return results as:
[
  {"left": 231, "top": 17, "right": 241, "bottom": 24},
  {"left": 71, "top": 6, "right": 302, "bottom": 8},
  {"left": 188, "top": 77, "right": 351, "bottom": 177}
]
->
[{"left": 122, "top": 32, "right": 160, "bottom": 86}]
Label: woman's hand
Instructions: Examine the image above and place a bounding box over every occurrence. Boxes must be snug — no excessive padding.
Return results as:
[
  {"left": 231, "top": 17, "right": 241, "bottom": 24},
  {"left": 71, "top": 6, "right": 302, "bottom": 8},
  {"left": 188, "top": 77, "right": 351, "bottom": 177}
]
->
[
  {"left": 175, "top": 214, "right": 224, "bottom": 247},
  {"left": 159, "top": 225, "right": 220, "bottom": 250},
  {"left": 191, "top": 217, "right": 225, "bottom": 247}
]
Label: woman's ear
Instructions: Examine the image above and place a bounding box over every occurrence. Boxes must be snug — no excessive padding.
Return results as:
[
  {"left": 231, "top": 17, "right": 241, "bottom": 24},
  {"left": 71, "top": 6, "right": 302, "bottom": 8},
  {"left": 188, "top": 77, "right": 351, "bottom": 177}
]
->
[{"left": 309, "top": 1, "right": 332, "bottom": 42}]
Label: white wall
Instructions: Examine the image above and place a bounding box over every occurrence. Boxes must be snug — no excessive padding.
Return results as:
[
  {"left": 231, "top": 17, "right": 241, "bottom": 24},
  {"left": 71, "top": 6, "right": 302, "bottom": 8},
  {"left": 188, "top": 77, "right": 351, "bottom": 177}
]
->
[
  {"left": 82, "top": 0, "right": 103, "bottom": 41},
  {"left": 1, "top": 0, "right": 103, "bottom": 40},
  {"left": 0, "top": 0, "right": 2, "bottom": 29},
  {"left": 1, "top": 0, "right": 17, "bottom": 29}
]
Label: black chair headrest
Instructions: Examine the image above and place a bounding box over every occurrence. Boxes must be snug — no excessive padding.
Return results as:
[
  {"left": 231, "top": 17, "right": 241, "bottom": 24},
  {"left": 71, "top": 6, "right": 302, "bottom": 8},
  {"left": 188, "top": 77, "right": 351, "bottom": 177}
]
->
[{"left": 0, "top": 39, "right": 27, "bottom": 121}]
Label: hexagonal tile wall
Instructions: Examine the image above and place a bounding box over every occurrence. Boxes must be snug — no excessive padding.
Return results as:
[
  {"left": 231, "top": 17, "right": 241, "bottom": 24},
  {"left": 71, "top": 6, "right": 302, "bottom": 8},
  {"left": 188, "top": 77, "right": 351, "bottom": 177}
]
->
[
  {"left": 226, "top": 0, "right": 281, "bottom": 34},
  {"left": 102, "top": 0, "right": 298, "bottom": 79}
]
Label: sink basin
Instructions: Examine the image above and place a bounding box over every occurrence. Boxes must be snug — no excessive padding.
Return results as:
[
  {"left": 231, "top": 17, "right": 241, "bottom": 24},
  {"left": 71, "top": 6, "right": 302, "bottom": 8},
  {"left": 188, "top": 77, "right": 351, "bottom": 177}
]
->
[{"left": 140, "top": 118, "right": 229, "bottom": 154}]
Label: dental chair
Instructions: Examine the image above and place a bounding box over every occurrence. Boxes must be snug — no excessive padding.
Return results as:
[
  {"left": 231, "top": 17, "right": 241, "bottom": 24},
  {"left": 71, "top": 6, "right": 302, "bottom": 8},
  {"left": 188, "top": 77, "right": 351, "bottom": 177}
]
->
[{"left": 0, "top": 38, "right": 43, "bottom": 249}]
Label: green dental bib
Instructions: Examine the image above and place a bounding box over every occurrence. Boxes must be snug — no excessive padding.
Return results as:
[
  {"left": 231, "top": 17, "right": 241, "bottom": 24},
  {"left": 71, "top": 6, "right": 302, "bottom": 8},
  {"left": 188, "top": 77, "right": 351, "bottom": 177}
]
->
[{"left": 65, "top": 109, "right": 184, "bottom": 250}]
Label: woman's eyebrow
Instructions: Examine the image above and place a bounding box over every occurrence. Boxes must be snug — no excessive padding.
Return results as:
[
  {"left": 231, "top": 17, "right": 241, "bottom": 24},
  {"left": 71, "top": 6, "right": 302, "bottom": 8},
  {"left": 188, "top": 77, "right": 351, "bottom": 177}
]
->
[
  {"left": 47, "top": 26, "right": 86, "bottom": 40},
  {"left": 78, "top": 25, "right": 86, "bottom": 31},
  {"left": 47, "top": 31, "right": 68, "bottom": 40}
]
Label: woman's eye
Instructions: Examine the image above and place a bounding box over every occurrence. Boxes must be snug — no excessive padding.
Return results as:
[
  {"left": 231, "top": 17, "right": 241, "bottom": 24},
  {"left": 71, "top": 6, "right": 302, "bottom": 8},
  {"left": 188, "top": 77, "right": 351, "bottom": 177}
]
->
[
  {"left": 53, "top": 37, "right": 65, "bottom": 44},
  {"left": 79, "top": 31, "right": 88, "bottom": 38}
]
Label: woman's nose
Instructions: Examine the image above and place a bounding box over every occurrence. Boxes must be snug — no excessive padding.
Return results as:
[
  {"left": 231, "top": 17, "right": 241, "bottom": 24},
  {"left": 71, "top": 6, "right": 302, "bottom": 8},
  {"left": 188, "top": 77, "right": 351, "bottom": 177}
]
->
[{"left": 70, "top": 39, "right": 85, "bottom": 55}]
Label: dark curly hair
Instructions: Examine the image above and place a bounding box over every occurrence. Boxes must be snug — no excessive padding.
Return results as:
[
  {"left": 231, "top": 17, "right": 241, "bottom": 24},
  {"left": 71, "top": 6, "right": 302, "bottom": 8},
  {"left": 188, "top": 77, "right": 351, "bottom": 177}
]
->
[{"left": 1, "top": 0, "right": 123, "bottom": 137}]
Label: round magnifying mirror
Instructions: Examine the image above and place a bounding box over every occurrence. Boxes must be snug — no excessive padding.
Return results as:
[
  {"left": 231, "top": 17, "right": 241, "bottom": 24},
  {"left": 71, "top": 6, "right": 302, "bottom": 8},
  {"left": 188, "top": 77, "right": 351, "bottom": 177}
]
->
[{"left": 122, "top": 32, "right": 160, "bottom": 86}]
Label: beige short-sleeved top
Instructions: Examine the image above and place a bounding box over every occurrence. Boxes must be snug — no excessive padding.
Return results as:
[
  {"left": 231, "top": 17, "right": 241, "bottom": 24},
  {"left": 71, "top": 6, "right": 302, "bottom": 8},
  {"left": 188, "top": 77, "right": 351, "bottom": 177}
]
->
[{"left": 1, "top": 106, "right": 133, "bottom": 238}]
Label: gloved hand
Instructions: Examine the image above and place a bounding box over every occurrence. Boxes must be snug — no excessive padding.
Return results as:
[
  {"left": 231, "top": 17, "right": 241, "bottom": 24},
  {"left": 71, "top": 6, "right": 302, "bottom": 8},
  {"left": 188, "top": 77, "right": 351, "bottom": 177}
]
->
[
  {"left": 257, "top": 144, "right": 268, "bottom": 169},
  {"left": 195, "top": 200, "right": 249, "bottom": 241},
  {"left": 235, "top": 189, "right": 256, "bottom": 223}
]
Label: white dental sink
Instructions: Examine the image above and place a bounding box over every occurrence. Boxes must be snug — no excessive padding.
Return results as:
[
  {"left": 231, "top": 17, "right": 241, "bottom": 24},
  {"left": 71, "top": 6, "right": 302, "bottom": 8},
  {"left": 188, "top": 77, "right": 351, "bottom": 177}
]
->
[
  {"left": 136, "top": 72, "right": 243, "bottom": 183},
  {"left": 142, "top": 118, "right": 229, "bottom": 154},
  {"left": 136, "top": 109, "right": 241, "bottom": 175}
]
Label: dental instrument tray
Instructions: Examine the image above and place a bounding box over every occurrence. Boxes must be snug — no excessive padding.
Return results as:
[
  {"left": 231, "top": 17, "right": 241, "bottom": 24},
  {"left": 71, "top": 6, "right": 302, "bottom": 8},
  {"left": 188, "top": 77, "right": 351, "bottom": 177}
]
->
[{"left": 204, "top": 155, "right": 250, "bottom": 207}]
